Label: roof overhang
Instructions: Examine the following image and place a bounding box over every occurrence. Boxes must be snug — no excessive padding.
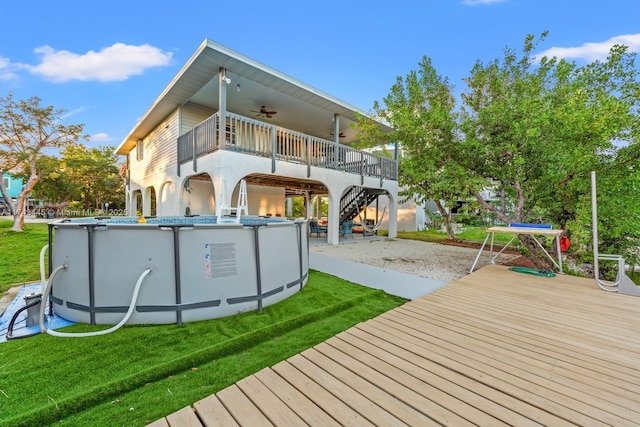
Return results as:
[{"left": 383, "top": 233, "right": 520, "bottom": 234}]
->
[{"left": 116, "top": 39, "right": 392, "bottom": 155}]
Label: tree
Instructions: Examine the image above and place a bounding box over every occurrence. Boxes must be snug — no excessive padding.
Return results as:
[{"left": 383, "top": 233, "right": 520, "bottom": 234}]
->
[
  {"left": 459, "top": 33, "right": 640, "bottom": 267},
  {"left": 28, "top": 145, "right": 126, "bottom": 212},
  {"left": 0, "top": 94, "right": 86, "bottom": 231},
  {"left": 354, "top": 57, "right": 471, "bottom": 239},
  {"left": 60, "top": 145, "right": 125, "bottom": 211}
]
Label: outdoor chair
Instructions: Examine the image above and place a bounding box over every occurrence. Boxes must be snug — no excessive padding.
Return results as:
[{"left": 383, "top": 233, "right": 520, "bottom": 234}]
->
[
  {"left": 340, "top": 221, "right": 353, "bottom": 238},
  {"left": 309, "top": 220, "right": 327, "bottom": 237}
]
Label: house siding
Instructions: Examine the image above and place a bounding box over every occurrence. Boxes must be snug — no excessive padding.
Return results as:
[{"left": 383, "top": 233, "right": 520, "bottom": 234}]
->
[
  {"left": 130, "top": 110, "right": 180, "bottom": 186},
  {"left": 180, "top": 103, "right": 215, "bottom": 135}
]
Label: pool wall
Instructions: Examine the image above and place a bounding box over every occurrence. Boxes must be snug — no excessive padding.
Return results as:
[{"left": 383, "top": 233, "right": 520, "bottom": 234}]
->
[{"left": 49, "top": 216, "right": 309, "bottom": 325}]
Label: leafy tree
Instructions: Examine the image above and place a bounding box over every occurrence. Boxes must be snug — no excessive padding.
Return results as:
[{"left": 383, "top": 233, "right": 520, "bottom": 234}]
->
[
  {"left": 459, "top": 33, "right": 640, "bottom": 267},
  {"left": 28, "top": 154, "right": 76, "bottom": 204},
  {"left": 30, "top": 145, "right": 125, "bottom": 211},
  {"left": 354, "top": 57, "right": 471, "bottom": 239},
  {"left": 0, "top": 94, "right": 86, "bottom": 231},
  {"left": 61, "top": 145, "right": 124, "bottom": 210}
]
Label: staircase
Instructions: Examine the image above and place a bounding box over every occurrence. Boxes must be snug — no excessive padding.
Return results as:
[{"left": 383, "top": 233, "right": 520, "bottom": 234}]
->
[{"left": 339, "top": 187, "right": 386, "bottom": 224}]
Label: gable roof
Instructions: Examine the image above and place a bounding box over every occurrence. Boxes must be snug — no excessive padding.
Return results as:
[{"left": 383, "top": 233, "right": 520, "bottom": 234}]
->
[{"left": 116, "top": 39, "right": 392, "bottom": 155}]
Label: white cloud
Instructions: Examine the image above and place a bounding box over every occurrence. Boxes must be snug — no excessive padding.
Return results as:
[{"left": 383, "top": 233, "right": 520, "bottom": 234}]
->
[
  {"left": 91, "top": 132, "right": 111, "bottom": 142},
  {"left": 536, "top": 33, "right": 640, "bottom": 62},
  {"left": 26, "top": 43, "right": 173, "bottom": 82},
  {"left": 0, "top": 56, "right": 19, "bottom": 81},
  {"left": 462, "top": 0, "right": 506, "bottom": 5}
]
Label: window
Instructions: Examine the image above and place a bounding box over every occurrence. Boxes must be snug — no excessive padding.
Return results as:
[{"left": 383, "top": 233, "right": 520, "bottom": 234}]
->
[
  {"left": 136, "top": 140, "right": 144, "bottom": 161},
  {"left": 2, "top": 177, "right": 9, "bottom": 189}
]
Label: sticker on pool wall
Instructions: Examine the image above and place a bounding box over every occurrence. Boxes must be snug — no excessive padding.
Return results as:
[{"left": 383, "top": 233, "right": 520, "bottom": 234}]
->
[{"left": 207, "top": 242, "right": 238, "bottom": 278}]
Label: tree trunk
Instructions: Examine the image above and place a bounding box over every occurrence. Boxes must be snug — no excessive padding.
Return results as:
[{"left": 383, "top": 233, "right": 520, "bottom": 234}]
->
[
  {"left": 435, "top": 200, "right": 457, "bottom": 240},
  {"left": 518, "top": 234, "right": 554, "bottom": 270},
  {"left": 11, "top": 166, "right": 38, "bottom": 232}
]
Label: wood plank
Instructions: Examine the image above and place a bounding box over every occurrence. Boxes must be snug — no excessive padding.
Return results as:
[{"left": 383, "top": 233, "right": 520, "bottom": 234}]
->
[
  {"left": 291, "top": 348, "right": 423, "bottom": 426},
  {"left": 356, "top": 320, "right": 610, "bottom": 426},
  {"left": 370, "top": 312, "right": 638, "bottom": 426},
  {"left": 165, "top": 406, "right": 202, "bottom": 427},
  {"left": 400, "top": 300, "right": 640, "bottom": 399},
  {"left": 307, "top": 342, "right": 480, "bottom": 426},
  {"left": 146, "top": 418, "right": 170, "bottom": 427},
  {"left": 152, "top": 265, "right": 640, "bottom": 427},
  {"left": 410, "top": 294, "right": 640, "bottom": 379},
  {"left": 235, "top": 374, "right": 307, "bottom": 426},
  {"left": 338, "top": 328, "right": 574, "bottom": 427},
  {"left": 271, "top": 358, "right": 376, "bottom": 427},
  {"left": 194, "top": 394, "right": 239, "bottom": 427},
  {"left": 253, "top": 368, "right": 341, "bottom": 426},
  {"left": 216, "top": 384, "right": 274, "bottom": 426}
]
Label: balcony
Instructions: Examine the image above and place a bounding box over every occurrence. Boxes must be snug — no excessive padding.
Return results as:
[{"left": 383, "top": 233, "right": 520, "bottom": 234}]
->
[{"left": 177, "top": 112, "right": 397, "bottom": 181}]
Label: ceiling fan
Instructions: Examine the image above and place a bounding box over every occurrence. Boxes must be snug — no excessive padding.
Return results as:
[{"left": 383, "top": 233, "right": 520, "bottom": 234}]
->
[
  {"left": 330, "top": 131, "right": 345, "bottom": 138},
  {"left": 251, "top": 105, "right": 277, "bottom": 118}
]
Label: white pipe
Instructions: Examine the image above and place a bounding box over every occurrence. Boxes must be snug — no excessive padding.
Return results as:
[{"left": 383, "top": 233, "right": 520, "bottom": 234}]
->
[
  {"left": 39, "top": 244, "right": 49, "bottom": 294},
  {"left": 592, "top": 171, "right": 619, "bottom": 291},
  {"left": 40, "top": 268, "right": 152, "bottom": 337},
  {"left": 591, "top": 171, "right": 599, "bottom": 278},
  {"left": 38, "top": 264, "right": 67, "bottom": 332}
]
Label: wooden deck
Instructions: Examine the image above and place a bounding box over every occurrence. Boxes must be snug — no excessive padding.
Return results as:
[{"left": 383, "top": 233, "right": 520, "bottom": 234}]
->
[{"left": 149, "top": 265, "right": 640, "bottom": 426}]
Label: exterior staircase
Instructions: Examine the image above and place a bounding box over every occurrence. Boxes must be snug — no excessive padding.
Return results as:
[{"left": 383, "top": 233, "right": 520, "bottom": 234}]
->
[{"left": 339, "top": 186, "right": 386, "bottom": 224}]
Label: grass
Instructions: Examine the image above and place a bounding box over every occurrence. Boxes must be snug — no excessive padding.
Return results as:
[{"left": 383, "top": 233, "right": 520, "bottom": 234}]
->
[
  {"left": 397, "top": 226, "right": 516, "bottom": 245},
  {"left": 0, "top": 270, "right": 406, "bottom": 426},
  {"left": 0, "top": 219, "right": 50, "bottom": 293}
]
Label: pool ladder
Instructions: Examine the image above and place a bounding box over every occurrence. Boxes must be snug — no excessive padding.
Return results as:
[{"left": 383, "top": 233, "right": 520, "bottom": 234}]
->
[{"left": 216, "top": 179, "right": 248, "bottom": 224}]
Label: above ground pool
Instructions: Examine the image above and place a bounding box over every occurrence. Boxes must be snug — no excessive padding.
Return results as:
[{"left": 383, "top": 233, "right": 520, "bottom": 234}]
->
[{"left": 47, "top": 216, "right": 309, "bottom": 325}]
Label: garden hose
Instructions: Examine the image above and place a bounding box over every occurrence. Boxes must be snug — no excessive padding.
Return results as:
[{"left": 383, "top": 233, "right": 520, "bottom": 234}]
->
[{"left": 508, "top": 266, "right": 556, "bottom": 277}]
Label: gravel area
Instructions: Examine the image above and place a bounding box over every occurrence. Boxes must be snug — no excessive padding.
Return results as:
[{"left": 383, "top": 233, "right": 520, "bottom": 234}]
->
[{"left": 310, "top": 238, "right": 519, "bottom": 283}]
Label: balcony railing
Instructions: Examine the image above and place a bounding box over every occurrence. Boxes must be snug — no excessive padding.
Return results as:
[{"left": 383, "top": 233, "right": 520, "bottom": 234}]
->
[{"left": 177, "top": 112, "right": 397, "bottom": 182}]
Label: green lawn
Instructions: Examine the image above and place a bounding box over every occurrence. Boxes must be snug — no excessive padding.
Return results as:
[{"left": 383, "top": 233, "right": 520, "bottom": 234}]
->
[
  {"left": 397, "top": 226, "right": 516, "bottom": 245},
  {"left": 0, "top": 270, "right": 405, "bottom": 426},
  {"left": 0, "top": 218, "right": 404, "bottom": 425},
  {"left": 0, "top": 219, "right": 50, "bottom": 293}
]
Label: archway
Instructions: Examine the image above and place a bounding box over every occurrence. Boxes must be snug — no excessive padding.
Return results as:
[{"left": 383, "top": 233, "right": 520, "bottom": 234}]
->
[
  {"left": 144, "top": 186, "right": 157, "bottom": 217},
  {"left": 181, "top": 173, "right": 214, "bottom": 216},
  {"left": 131, "top": 189, "right": 142, "bottom": 216}
]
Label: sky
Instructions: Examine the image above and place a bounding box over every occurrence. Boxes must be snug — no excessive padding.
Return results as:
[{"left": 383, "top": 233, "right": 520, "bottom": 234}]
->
[{"left": 1, "top": 0, "right": 639, "bottom": 150}]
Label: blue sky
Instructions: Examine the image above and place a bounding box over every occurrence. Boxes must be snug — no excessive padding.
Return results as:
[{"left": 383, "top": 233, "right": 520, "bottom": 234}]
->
[{"left": 1, "top": 0, "right": 638, "bottom": 149}]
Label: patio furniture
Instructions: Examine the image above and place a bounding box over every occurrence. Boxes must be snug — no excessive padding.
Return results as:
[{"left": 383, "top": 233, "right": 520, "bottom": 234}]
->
[
  {"left": 340, "top": 221, "right": 353, "bottom": 238},
  {"left": 469, "top": 223, "right": 564, "bottom": 273},
  {"left": 309, "top": 220, "right": 327, "bottom": 237}
]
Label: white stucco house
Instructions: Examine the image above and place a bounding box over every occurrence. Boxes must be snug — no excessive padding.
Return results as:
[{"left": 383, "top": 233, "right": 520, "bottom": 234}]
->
[{"left": 116, "top": 39, "right": 399, "bottom": 244}]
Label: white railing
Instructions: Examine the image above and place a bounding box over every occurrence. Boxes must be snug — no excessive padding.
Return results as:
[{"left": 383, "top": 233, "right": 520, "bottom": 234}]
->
[{"left": 177, "top": 112, "right": 397, "bottom": 181}]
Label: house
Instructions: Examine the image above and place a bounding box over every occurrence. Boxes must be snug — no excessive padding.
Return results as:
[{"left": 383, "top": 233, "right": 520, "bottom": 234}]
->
[
  {"left": 2, "top": 172, "right": 22, "bottom": 199},
  {"left": 115, "top": 39, "right": 399, "bottom": 244}
]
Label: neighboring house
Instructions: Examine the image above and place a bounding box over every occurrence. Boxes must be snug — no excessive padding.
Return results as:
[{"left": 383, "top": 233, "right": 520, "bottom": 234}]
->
[
  {"left": 2, "top": 172, "right": 23, "bottom": 199},
  {"left": 116, "top": 39, "right": 399, "bottom": 244}
]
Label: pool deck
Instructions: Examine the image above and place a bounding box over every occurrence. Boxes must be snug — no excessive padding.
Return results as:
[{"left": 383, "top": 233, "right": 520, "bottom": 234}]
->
[{"left": 149, "top": 264, "right": 640, "bottom": 426}]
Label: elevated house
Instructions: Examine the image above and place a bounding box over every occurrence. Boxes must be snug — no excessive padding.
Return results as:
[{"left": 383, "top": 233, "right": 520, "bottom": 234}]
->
[{"left": 116, "top": 39, "right": 399, "bottom": 244}]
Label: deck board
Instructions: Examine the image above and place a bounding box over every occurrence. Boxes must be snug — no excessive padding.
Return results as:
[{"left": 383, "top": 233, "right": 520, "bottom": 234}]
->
[{"left": 149, "top": 265, "right": 640, "bottom": 426}]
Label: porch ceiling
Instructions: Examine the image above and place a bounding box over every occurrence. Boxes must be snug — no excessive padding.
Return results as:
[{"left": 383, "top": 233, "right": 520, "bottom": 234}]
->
[
  {"left": 117, "top": 39, "right": 392, "bottom": 155},
  {"left": 244, "top": 174, "right": 328, "bottom": 197}
]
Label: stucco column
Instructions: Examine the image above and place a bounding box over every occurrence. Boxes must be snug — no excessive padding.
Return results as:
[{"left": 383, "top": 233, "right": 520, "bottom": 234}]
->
[
  {"left": 286, "top": 197, "right": 293, "bottom": 217},
  {"left": 387, "top": 193, "right": 398, "bottom": 239},
  {"left": 305, "top": 194, "right": 311, "bottom": 219},
  {"left": 326, "top": 188, "right": 340, "bottom": 245}
]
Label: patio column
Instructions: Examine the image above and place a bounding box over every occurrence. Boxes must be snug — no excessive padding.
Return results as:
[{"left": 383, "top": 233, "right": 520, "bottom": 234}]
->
[
  {"left": 286, "top": 197, "right": 293, "bottom": 217},
  {"left": 305, "top": 194, "right": 312, "bottom": 219},
  {"left": 387, "top": 192, "right": 398, "bottom": 239},
  {"left": 326, "top": 188, "right": 340, "bottom": 245},
  {"left": 218, "top": 67, "right": 228, "bottom": 150}
]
